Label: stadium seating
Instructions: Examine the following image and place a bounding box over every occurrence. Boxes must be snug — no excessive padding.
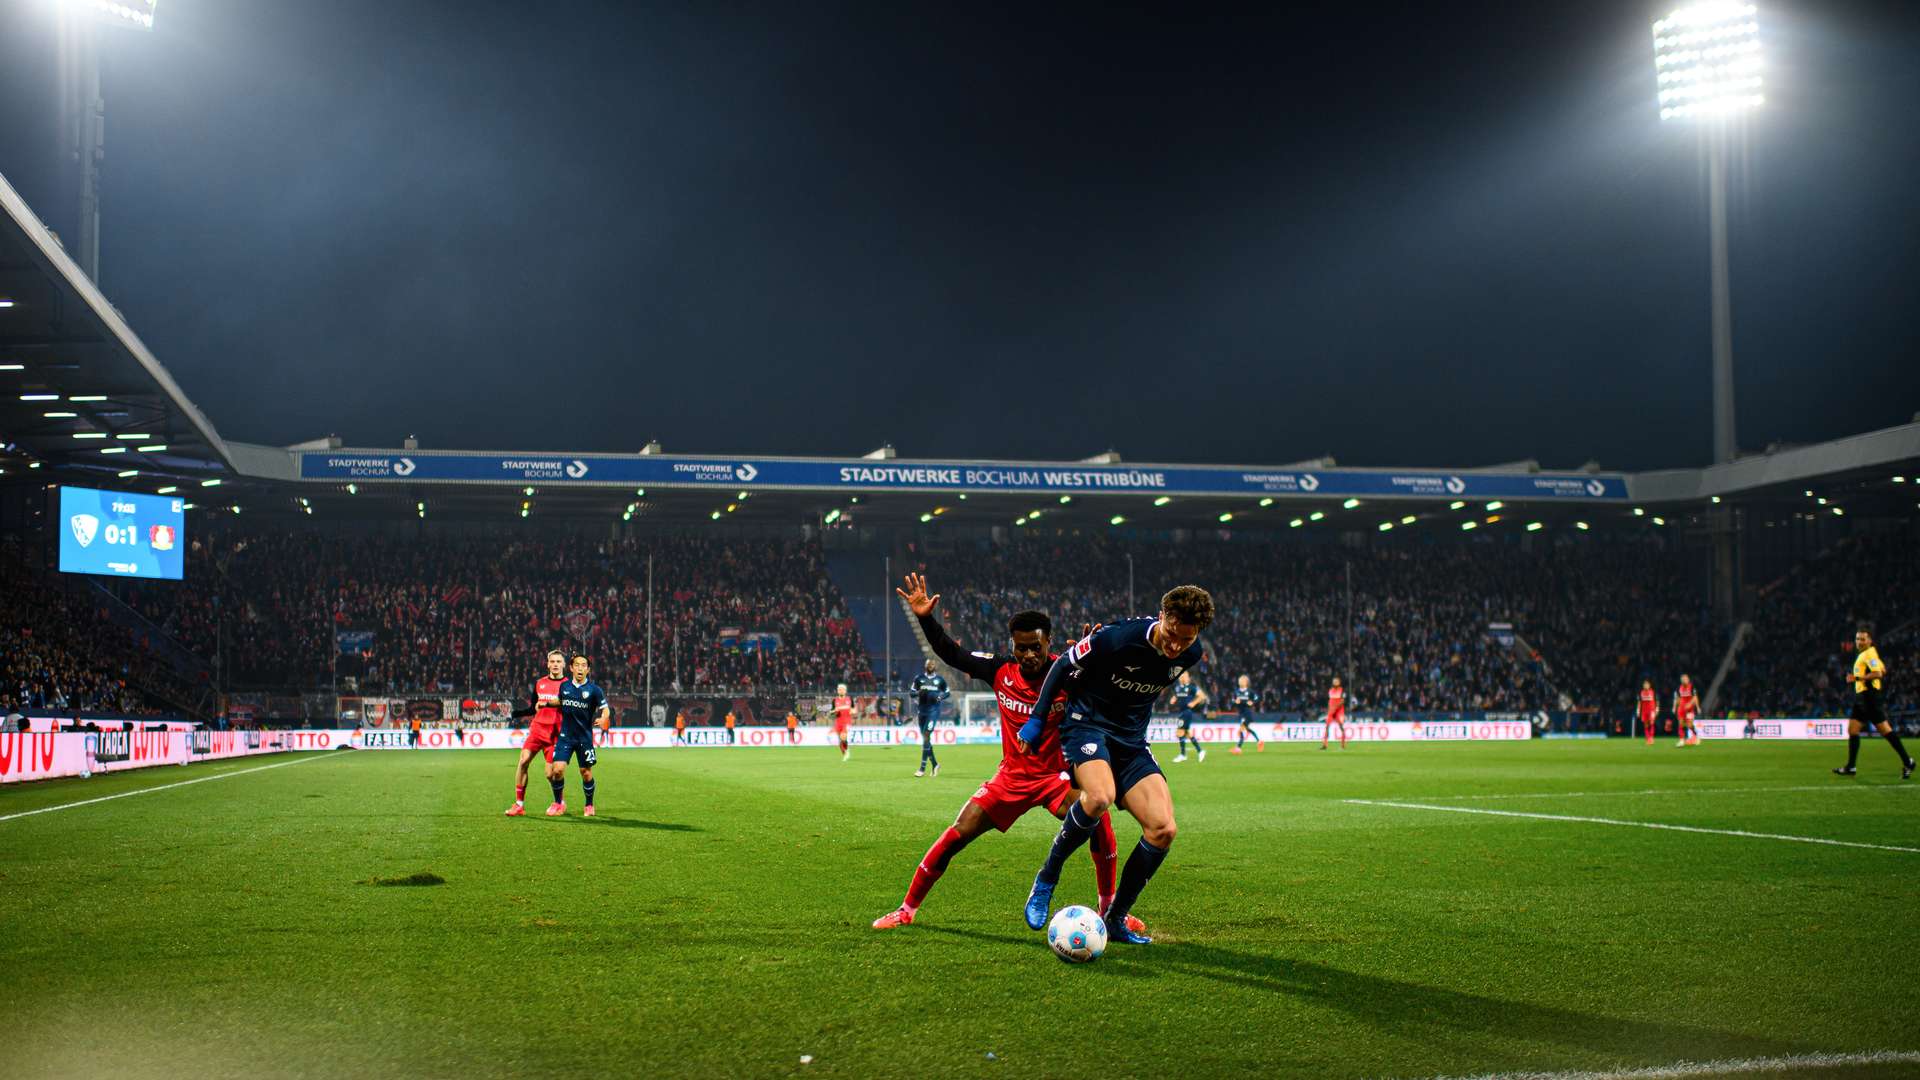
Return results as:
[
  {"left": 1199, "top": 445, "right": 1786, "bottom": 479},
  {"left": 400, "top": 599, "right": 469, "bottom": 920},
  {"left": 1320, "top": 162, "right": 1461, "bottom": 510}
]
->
[{"left": 0, "top": 549, "right": 191, "bottom": 716}]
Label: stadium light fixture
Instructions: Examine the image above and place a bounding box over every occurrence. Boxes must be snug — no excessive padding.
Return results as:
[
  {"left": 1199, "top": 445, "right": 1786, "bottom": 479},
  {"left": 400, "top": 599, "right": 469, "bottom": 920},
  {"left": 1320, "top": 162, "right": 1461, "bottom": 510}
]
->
[
  {"left": 28, "top": 462, "right": 41, "bottom": 469},
  {"left": 116, "top": 468, "right": 136, "bottom": 477},
  {"left": 1218, "top": 512, "right": 1233, "bottom": 523},
  {"left": 115, "top": 433, "right": 147, "bottom": 440},
  {"left": 1342, "top": 498, "right": 1361, "bottom": 509},
  {"left": 919, "top": 512, "right": 933, "bottom": 523},
  {"left": 1258, "top": 497, "right": 1274, "bottom": 507},
  {"left": 1013, "top": 516, "right": 1027, "bottom": 527},
  {"left": 346, "top": 483, "right": 357, "bottom": 495},
  {"left": 1110, "top": 515, "right": 1126, "bottom": 526},
  {"left": 1710, "top": 495, "right": 1722, "bottom": 504},
  {"left": 73, "top": 432, "right": 106, "bottom": 439},
  {"left": 44, "top": 411, "right": 77, "bottom": 419},
  {"left": 156, "top": 485, "right": 177, "bottom": 494},
  {"left": 1153, "top": 496, "right": 1171, "bottom": 507},
  {"left": 1633, "top": 507, "right": 1646, "bottom": 516},
  {"left": 1401, "top": 515, "right": 1417, "bottom": 525},
  {"left": 932, "top": 506, "right": 948, "bottom": 516},
  {"left": 1059, "top": 496, "right": 1072, "bottom": 505},
  {"left": 1893, "top": 476, "right": 1906, "bottom": 483},
  {"left": 1526, "top": 522, "right": 1544, "bottom": 532},
  {"left": 849, "top": 496, "right": 860, "bottom": 504},
  {"left": 1652, "top": 516, "right": 1667, "bottom": 526},
  {"left": 0, "top": 363, "right": 23, "bottom": 371},
  {"left": 1831, "top": 506, "right": 1844, "bottom": 516},
  {"left": 1029, "top": 509, "right": 1044, "bottom": 519},
  {"left": 70, "top": 395, "right": 107, "bottom": 402},
  {"left": 1309, "top": 511, "right": 1325, "bottom": 521},
  {"left": 230, "top": 506, "right": 241, "bottom": 515},
  {"left": 738, "top": 491, "right": 749, "bottom": 500},
  {"left": 1803, "top": 490, "right": 1813, "bottom": 497},
  {"left": 1448, "top": 500, "right": 1466, "bottom": 510},
  {"left": 521, "top": 509, "right": 530, "bottom": 519},
  {"left": 416, "top": 501, "right": 424, "bottom": 511},
  {"left": 1486, "top": 515, "right": 1503, "bottom": 524},
  {"left": 200, "top": 478, "right": 221, "bottom": 487},
  {"left": 709, "top": 510, "right": 721, "bottom": 521},
  {"left": 957, "top": 493, "right": 967, "bottom": 501},
  {"left": 636, "top": 488, "right": 646, "bottom": 497},
  {"left": 1816, "top": 497, "right": 1827, "bottom": 505},
  {"left": 1289, "top": 518, "right": 1304, "bottom": 528},
  {"left": 100, "top": 447, "right": 124, "bottom": 454},
  {"left": 524, "top": 486, "right": 535, "bottom": 496},
  {"left": 1377, "top": 522, "right": 1394, "bottom": 532},
  {"left": 823, "top": 509, "right": 841, "bottom": 525},
  {"left": 1576, "top": 521, "right": 1590, "bottom": 531},
  {"left": 1653, "top": 4, "right": 1763, "bottom": 122},
  {"left": 0, "top": 298, "right": 15, "bottom": 308},
  {"left": 1461, "top": 521, "right": 1478, "bottom": 531},
  {"left": 1485, "top": 501, "right": 1504, "bottom": 511},
  {"left": 20, "top": 393, "right": 59, "bottom": 401}
]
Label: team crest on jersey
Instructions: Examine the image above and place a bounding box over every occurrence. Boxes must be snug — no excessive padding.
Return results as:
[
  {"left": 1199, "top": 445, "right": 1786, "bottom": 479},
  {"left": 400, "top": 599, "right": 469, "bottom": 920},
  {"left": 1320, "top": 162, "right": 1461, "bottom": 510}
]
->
[
  {"left": 1168, "top": 666, "right": 1184, "bottom": 679},
  {"left": 1080, "top": 742, "right": 1098, "bottom": 756}
]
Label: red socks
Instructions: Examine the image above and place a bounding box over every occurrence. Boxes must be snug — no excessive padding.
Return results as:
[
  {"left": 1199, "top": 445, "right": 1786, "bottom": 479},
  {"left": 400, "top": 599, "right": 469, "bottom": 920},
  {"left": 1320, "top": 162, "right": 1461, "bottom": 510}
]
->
[
  {"left": 1088, "top": 811, "right": 1118, "bottom": 901},
  {"left": 904, "top": 827, "right": 974, "bottom": 911}
]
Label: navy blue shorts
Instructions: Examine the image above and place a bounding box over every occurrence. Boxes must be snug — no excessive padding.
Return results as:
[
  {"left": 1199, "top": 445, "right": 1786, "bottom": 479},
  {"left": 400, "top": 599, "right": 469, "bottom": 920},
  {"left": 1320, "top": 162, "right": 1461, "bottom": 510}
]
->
[
  {"left": 1060, "top": 726, "right": 1163, "bottom": 802},
  {"left": 553, "top": 734, "right": 597, "bottom": 768},
  {"left": 1236, "top": 709, "right": 1257, "bottom": 727}
]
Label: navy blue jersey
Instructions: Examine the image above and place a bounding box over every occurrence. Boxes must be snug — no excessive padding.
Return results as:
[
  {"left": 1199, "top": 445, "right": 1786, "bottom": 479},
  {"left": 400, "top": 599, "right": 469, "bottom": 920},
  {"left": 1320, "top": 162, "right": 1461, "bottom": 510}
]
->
[
  {"left": 911, "top": 672, "right": 950, "bottom": 712},
  {"left": 556, "top": 678, "right": 608, "bottom": 742},
  {"left": 1019, "top": 616, "right": 1205, "bottom": 750},
  {"left": 1232, "top": 686, "right": 1259, "bottom": 711},
  {"left": 1171, "top": 681, "right": 1201, "bottom": 711}
]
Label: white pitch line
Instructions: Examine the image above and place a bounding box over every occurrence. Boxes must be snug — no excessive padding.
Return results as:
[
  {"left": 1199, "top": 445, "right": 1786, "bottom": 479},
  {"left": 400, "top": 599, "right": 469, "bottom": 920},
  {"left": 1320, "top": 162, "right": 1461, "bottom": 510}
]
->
[
  {"left": 1423, "top": 784, "right": 1915, "bottom": 802},
  {"left": 1345, "top": 799, "right": 1920, "bottom": 854},
  {"left": 1415, "top": 1048, "right": 1920, "bottom": 1080},
  {"left": 0, "top": 753, "right": 339, "bottom": 823}
]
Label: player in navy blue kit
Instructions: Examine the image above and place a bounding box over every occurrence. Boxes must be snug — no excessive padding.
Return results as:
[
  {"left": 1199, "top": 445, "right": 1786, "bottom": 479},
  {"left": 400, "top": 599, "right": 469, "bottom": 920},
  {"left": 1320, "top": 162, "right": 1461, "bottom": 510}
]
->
[
  {"left": 1230, "top": 674, "right": 1264, "bottom": 754},
  {"left": 550, "top": 654, "right": 610, "bottom": 817},
  {"left": 909, "top": 660, "right": 950, "bottom": 778},
  {"left": 1170, "top": 671, "right": 1208, "bottom": 763},
  {"left": 1015, "top": 585, "right": 1214, "bottom": 945}
]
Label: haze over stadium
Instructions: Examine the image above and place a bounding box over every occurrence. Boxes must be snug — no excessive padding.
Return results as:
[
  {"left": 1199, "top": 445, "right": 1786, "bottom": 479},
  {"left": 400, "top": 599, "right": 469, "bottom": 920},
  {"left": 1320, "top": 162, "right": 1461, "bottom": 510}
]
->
[{"left": 0, "top": 3, "right": 1916, "bottom": 1079}]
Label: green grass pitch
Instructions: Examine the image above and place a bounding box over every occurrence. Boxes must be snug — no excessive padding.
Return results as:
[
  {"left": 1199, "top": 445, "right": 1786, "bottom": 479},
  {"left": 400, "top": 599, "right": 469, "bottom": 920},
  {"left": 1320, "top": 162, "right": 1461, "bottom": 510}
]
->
[{"left": 1, "top": 740, "right": 1915, "bottom": 1079}]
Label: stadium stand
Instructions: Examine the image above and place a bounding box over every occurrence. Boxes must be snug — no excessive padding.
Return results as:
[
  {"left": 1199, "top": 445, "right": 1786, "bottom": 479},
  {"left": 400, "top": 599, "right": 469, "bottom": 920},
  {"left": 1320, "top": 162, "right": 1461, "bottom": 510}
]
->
[{"left": 0, "top": 544, "right": 195, "bottom": 716}]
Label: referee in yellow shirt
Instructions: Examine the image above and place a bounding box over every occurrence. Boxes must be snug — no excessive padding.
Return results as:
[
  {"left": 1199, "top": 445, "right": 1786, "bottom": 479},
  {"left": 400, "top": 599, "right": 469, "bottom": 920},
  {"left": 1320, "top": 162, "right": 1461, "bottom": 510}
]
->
[{"left": 1834, "top": 625, "right": 1914, "bottom": 779}]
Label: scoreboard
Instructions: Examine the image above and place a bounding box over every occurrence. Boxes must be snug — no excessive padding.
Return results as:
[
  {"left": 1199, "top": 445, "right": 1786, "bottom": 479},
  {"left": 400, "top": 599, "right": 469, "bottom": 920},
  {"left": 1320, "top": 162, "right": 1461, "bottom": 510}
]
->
[{"left": 56, "top": 486, "right": 186, "bottom": 581}]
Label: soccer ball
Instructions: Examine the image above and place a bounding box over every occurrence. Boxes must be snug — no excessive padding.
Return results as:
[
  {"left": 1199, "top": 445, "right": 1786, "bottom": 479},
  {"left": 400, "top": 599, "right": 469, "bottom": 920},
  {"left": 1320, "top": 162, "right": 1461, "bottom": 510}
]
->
[{"left": 1046, "top": 905, "right": 1107, "bottom": 963}]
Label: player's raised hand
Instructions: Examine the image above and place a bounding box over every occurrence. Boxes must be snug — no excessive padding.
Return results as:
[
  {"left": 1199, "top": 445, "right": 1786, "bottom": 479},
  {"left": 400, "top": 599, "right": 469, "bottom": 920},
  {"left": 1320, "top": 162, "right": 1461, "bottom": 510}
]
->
[
  {"left": 896, "top": 572, "right": 940, "bottom": 617},
  {"left": 1079, "top": 621, "right": 1104, "bottom": 640}
]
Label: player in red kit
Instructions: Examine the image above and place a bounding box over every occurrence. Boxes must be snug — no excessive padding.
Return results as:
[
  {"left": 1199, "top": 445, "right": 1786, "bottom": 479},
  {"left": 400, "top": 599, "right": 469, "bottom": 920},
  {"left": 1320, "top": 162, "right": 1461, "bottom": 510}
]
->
[
  {"left": 832, "top": 684, "right": 854, "bottom": 761},
  {"left": 1322, "top": 677, "right": 1348, "bottom": 750},
  {"left": 1638, "top": 680, "right": 1659, "bottom": 746},
  {"left": 504, "top": 650, "right": 567, "bottom": 816},
  {"left": 1673, "top": 674, "right": 1699, "bottom": 747},
  {"left": 871, "top": 573, "right": 1145, "bottom": 936}
]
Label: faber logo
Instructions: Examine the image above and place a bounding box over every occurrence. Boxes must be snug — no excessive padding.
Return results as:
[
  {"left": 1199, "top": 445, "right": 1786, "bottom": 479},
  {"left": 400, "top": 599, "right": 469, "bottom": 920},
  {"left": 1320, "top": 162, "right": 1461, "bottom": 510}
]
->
[
  {"left": 566, "top": 459, "right": 590, "bottom": 479},
  {"left": 1585, "top": 479, "right": 1606, "bottom": 497},
  {"left": 392, "top": 458, "right": 416, "bottom": 477},
  {"left": 735, "top": 462, "right": 759, "bottom": 482},
  {"left": 1298, "top": 474, "right": 1319, "bottom": 492},
  {"left": 70, "top": 514, "right": 99, "bottom": 548},
  {"left": 1445, "top": 476, "right": 1466, "bottom": 495}
]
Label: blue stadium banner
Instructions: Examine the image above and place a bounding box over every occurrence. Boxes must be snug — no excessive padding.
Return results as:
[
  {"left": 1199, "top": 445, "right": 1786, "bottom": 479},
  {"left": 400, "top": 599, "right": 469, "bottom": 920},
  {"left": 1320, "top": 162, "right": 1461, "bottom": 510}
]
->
[
  {"left": 335, "top": 630, "right": 377, "bottom": 656},
  {"left": 57, "top": 486, "right": 187, "bottom": 580},
  {"left": 297, "top": 451, "right": 1627, "bottom": 501}
]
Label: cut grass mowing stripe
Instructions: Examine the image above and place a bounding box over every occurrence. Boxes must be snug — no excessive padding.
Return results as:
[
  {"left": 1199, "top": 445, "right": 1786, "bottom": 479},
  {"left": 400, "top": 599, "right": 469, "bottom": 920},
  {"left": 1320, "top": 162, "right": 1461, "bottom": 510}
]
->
[
  {"left": 0, "top": 753, "right": 340, "bottom": 823},
  {"left": 1345, "top": 799, "right": 1920, "bottom": 854},
  {"left": 1432, "top": 784, "right": 1917, "bottom": 801},
  {"left": 1416, "top": 1048, "right": 1920, "bottom": 1079}
]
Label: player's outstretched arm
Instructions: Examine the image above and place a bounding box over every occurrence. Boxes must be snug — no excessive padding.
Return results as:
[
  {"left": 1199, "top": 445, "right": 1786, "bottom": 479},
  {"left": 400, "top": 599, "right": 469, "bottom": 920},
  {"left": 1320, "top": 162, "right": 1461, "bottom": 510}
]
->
[{"left": 908, "top": 579, "right": 1002, "bottom": 684}]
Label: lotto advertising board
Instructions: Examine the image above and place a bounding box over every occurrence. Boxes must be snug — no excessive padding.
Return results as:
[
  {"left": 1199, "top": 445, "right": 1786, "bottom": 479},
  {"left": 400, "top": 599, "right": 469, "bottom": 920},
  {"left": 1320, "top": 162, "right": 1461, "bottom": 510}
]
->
[
  {"left": 1693, "top": 718, "right": 1849, "bottom": 740},
  {"left": 0, "top": 730, "right": 290, "bottom": 783},
  {"left": 56, "top": 485, "right": 186, "bottom": 580}
]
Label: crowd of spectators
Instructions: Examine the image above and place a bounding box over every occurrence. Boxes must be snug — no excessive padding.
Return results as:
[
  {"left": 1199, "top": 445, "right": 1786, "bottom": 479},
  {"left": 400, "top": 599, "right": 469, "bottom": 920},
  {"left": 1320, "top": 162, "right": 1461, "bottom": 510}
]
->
[
  {"left": 123, "top": 527, "right": 874, "bottom": 696},
  {"left": 1722, "top": 531, "right": 1916, "bottom": 717},
  {"left": 0, "top": 550, "right": 186, "bottom": 716},
  {"left": 916, "top": 532, "right": 1724, "bottom": 716}
]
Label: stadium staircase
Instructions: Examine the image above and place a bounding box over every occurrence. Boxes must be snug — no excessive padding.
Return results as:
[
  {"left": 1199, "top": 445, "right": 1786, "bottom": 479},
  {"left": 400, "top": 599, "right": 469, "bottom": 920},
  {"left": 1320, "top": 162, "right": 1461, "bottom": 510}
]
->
[
  {"left": 1505, "top": 631, "right": 1575, "bottom": 710},
  {"left": 76, "top": 579, "right": 215, "bottom": 719},
  {"left": 1702, "top": 621, "right": 1753, "bottom": 716},
  {"left": 823, "top": 548, "right": 927, "bottom": 685}
]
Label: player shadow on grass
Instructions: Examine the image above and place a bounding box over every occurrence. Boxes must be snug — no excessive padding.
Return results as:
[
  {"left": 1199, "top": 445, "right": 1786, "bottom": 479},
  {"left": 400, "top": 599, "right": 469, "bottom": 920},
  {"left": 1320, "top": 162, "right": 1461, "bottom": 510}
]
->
[
  {"left": 921, "top": 925, "right": 1807, "bottom": 1064},
  {"left": 553, "top": 815, "right": 701, "bottom": 831}
]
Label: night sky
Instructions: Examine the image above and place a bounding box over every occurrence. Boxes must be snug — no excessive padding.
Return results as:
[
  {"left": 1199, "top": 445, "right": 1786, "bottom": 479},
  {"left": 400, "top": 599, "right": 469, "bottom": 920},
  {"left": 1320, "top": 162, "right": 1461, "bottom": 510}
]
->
[{"left": 1, "top": 1, "right": 1916, "bottom": 470}]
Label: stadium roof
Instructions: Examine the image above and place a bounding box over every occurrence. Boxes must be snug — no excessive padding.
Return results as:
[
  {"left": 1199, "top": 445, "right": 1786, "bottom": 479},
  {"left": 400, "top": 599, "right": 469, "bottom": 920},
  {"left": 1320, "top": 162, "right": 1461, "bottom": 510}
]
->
[{"left": 0, "top": 170, "right": 233, "bottom": 485}]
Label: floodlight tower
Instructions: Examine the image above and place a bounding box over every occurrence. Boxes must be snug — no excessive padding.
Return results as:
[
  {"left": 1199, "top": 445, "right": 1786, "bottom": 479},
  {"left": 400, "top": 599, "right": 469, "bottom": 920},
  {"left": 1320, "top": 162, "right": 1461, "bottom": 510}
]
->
[
  {"left": 1653, "top": 2, "right": 1763, "bottom": 467},
  {"left": 59, "top": 0, "right": 159, "bottom": 286}
]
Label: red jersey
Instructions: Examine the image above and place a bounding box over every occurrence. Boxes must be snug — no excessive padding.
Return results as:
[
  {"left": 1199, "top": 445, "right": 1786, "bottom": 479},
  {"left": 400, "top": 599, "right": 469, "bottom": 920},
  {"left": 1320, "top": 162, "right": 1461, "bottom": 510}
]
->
[
  {"left": 917, "top": 615, "right": 1072, "bottom": 785},
  {"left": 1675, "top": 684, "right": 1697, "bottom": 717},
  {"left": 832, "top": 695, "right": 853, "bottom": 717},
  {"left": 1328, "top": 686, "right": 1345, "bottom": 712},
  {"left": 528, "top": 676, "right": 564, "bottom": 735},
  {"left": 1638, "top": 687, "right": 1657, "bottom": 718}
]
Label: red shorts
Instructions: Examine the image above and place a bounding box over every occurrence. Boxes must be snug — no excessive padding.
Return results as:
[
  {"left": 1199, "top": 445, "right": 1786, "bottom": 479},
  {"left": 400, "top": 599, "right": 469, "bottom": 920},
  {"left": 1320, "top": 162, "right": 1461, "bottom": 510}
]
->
[
  {"left": 833, "top": 714, "right": 851, "bottom": 734},
  {"left": 969, "top": 769, "right": 1074, "bottom": 833},
  {"left": 1327, "top": 708, "right": 1345, "bottom": 723},
  {"left": 523, "top": 723, "right": 557, "bottom": 759},
  {"left": 1677, "top": 710, "right": 1696, "bottom": 723}
]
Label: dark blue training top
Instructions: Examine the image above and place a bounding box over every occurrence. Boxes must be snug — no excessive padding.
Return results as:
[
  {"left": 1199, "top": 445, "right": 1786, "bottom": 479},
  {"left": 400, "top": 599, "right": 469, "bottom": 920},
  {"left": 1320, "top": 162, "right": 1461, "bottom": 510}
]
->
[
  {"left": 556, "top": 677, "right": 608, "bottom": 742},
  {"left": 1019, "top": 616, "right": 1205, "bottom": 750},
  {"left": 1232, "top": 686, "right": 1260, "bottom": 711},
  {"left": 1171, "top": 680, "right": 1201, "bottom": 712},
  {"left": 910, "top": 672, "right": 950, "bottom": 713}
]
